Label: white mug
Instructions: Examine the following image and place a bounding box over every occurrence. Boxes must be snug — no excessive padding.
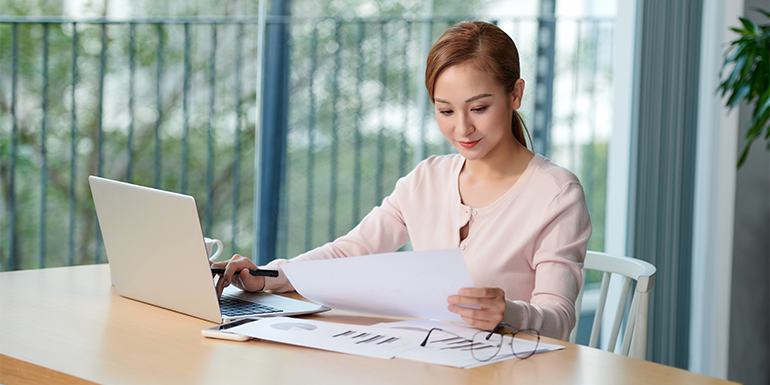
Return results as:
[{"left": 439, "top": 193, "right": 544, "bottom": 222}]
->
[{"left": 204, "top": 237, "right": 223, "bottom": 261}]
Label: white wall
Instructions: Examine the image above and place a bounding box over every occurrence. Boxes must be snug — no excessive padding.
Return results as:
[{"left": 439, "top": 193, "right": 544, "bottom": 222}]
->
[{"left": 690, "top": 0, "right": 743, "bottom": 379}]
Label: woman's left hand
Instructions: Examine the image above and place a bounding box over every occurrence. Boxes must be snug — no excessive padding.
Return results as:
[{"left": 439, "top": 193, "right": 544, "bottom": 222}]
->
[{"left": 447, "top": 287, "right": 507, "bottom": 330}]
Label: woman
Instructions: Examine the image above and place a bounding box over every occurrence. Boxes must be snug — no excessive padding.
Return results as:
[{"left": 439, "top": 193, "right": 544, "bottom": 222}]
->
[{"left": 213, "top": 21, "right": 591, "bottom": 341}]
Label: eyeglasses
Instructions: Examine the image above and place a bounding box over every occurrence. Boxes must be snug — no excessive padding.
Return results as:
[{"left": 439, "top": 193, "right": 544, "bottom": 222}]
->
[{"left": 419, "top": 322, "right": 541, "bottom": 362}]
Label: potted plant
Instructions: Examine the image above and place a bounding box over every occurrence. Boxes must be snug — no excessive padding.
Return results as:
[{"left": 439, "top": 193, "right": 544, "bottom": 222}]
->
[{"left": 718, "top": 8, "right": 770, "bottom": 168}]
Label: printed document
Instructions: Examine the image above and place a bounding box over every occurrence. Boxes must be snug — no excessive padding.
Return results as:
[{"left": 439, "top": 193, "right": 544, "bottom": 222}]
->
[
  {"left": 372, "top": 319, "right": 565, "bottom": 369},
  {"left": 280, "top": 248, "right": 474, "bottom": 324},
  {"left": 227, "top": 317, "right": 565, "bottom": 368},
  {"left": 227, "top": 317, "right": 424, "bottom": 359}
]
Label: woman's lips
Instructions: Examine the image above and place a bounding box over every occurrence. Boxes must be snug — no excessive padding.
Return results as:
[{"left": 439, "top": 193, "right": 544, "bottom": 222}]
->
[{"left": 458, "top": 139, "right": 481, "bottom": 149}]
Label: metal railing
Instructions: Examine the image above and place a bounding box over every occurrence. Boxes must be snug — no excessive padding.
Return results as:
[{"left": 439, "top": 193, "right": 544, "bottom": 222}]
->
[{"left": 0, "top": 15, "right": 614, "bottom": 271}]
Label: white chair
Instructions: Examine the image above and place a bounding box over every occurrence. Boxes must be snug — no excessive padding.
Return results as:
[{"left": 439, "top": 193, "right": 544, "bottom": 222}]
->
[{"left": 569, "top": 251, "right": 656, "bottom": 360}]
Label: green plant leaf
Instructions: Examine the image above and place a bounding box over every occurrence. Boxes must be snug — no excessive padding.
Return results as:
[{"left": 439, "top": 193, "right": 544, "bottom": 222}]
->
[
  {"left": 755, "top": 111, "right": 770, "bottom": 133},
  {"left": 750, "top": 115, "right": 770, "bottom": 142},
  {"left": 726, "top": 53, "right": 748, "bottom": 84},
  {"left": 745, "top": 95, "right": 770, "bottom": 156},
  {"left": 740, "top": 17, "right": 759, "bottom": 35},
  {"left": 739, "top": 49, "right": 758, "bottom": 77},
  {"left": 729, "top": 85, "right": 752, "bottom": 108},
  {"left": 725, "top": 42, "right": 749, "bottom": 65},
  {"left": 722, "top": 55, "right": 751, "bottom": 104},
  {"left": 750, "top": 65, "right": 768, "bottom": 99},
  {"left": 724, "top": 7, "right": 770, "bottom": 168},
  {"left": 740, "top": 117, "right": 768, "bottom": 146},
  {"left": 730, "top": 27, "right": 751, "bottom": 36},
  {"left": 751, "top": 88, "right": 770, "bottom": 119}
]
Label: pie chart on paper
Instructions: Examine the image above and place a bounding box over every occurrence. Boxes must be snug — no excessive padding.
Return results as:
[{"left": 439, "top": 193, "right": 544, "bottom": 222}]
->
[{"left": 270, "top": 322, "right": 318, "bottom": 331}]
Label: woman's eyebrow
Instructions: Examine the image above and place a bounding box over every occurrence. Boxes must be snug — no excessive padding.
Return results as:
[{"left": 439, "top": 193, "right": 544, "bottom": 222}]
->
[
  {"left": 464, "top": 93, "right": 492, "bottom": 103},
  {"left": 434, "top": 93, "right": 492, "bottom": 105}
]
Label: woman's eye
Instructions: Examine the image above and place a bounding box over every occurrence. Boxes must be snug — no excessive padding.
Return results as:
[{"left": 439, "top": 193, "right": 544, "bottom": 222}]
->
[
  {"left": 471, "top": 106, "right": 488, "bottom": 113},
  {"left": 439, "top": 110, "right": 453, "bottom": 116}
]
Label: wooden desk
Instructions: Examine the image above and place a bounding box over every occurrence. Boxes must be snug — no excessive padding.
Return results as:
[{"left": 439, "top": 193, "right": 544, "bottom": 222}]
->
[{"left": 0, "top": 265, "right": 736, "bottom": 385}]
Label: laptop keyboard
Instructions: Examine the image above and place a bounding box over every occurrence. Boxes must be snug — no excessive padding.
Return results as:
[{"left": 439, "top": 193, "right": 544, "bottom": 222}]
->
[{"left": 219, "top": 295, "right": 283, "bottom": 317}]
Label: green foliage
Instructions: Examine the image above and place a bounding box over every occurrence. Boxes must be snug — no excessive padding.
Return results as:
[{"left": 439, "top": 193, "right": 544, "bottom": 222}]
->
[
  {"left": 0, "top": 0, "right": 63, "bottom": 16},
  {"left": 0, "top": 19, "right": 264, "bottom": 270},
  {"left": 0, "top": 10, "right": 466, "bottom": 270},
  {"left": 718, "top": 8, "right": 770, "bottom": 168}
]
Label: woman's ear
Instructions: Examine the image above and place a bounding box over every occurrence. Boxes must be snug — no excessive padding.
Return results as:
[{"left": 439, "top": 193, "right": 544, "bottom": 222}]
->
[{"left": 510, "top": 79, "right": 525, "bottom": 110}]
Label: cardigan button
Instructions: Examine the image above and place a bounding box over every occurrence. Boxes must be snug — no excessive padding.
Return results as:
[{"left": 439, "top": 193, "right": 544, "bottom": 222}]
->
[{"left": 460, "top": 244, "right": 467, "bottom": 251}]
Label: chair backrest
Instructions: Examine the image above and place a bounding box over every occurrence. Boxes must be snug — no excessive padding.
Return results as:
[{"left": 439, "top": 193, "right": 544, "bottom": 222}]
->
[{"left": 569, "top": 251, "right": 656, "bottom": 360}]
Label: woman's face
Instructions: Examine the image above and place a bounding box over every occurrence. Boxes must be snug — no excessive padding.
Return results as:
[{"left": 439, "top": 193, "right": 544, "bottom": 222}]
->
[{"left": 433, "top": 64, "right": 524, "bottom": 162}]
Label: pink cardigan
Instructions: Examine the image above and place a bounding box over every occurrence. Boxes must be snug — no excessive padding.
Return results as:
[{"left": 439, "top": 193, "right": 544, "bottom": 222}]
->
[{"left": 264, "top": 154, "right": 592, "bottom": 340}]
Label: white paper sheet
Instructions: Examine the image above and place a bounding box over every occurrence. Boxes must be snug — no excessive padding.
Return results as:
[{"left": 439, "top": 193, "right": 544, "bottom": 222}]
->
[
  {"left": 280, "top": 248, "right": 474, "bottom": 324},
  {"left": 227, "top": 317, "right": 424, "bottom": 359},
  {"left": 372, "top": 319, "right": 565, "bottom": 368},
  {"left": 226, "top": 317, "right": 565, "bottom": 368}
]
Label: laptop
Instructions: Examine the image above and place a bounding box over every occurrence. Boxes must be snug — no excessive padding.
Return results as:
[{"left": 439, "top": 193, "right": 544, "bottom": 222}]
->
[{"left": 89, "top": 175, "right": 330, "bottom": 324}]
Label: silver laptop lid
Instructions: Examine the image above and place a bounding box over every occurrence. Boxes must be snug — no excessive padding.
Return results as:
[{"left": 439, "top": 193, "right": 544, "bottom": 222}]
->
[{"left": 89, "top": 176, "right": 223, "bottom": 323}]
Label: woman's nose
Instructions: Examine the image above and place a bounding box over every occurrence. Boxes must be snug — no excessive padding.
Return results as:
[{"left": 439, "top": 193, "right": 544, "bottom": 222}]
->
[{"left": 457, "top": 113, "right": 475, "bottom": 136}]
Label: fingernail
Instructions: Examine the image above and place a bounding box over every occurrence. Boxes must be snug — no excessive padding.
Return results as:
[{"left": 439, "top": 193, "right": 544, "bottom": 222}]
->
[{"left": 223, "top": 279, "right": 229, "bottom": 287}]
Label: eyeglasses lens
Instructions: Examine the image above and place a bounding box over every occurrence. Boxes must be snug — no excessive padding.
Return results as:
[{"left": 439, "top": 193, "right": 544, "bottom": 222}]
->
[
  {"left": 471, "top": 332, "right": 504, "bottom": 361},
  {"left": 511, "top": 330, "right": 540, "bottom": 359}
]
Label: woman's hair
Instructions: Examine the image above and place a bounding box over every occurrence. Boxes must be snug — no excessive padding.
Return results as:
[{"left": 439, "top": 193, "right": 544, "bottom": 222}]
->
[{"left": 425, "top": 21, "right": 531, "bottom": 148}]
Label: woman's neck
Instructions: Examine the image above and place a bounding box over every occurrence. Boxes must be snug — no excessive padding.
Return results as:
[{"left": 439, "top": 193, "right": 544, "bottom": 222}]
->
[
  {"left": 463, "top": 139, "right": 534, "bottom": 181},
  {"left": 457, "top": 139, "right": 535, "bottom": 209}
]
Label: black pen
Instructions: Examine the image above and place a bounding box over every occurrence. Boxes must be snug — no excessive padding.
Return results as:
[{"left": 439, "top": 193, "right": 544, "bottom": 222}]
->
[{"left": 210, "top": 268, "right": 279, "bottom": 277}]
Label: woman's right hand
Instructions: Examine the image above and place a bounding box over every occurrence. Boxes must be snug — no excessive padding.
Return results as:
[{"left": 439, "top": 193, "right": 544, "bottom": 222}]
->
[{"left": 210, "top": 254, "right": 266, "bottom": 299}]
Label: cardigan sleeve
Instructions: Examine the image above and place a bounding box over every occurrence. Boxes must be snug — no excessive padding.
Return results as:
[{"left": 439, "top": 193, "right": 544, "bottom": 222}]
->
[
  {"left": 501, "top": 181, "right": 591, "bottom": 340},
  {"left": 261, "top": 167, "right": 419, "bottom": 292}
]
